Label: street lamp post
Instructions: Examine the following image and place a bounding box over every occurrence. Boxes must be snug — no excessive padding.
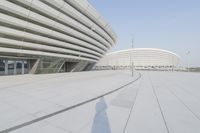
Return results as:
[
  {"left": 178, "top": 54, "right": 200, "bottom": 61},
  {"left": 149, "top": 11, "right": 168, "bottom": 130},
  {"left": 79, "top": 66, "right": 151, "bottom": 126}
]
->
[
  {"left": 186, "top": 51, "right": 190, "bottom": 72},
  {"left": 131, "top": 36, "right": 134, "bottom": 77}
]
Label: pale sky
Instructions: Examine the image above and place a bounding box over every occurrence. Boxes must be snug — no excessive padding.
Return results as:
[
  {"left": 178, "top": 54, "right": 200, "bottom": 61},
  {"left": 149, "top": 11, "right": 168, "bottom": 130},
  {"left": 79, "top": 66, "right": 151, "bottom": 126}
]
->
[{"left": 89, "top": 0, "right": 200, "bottom": 67}]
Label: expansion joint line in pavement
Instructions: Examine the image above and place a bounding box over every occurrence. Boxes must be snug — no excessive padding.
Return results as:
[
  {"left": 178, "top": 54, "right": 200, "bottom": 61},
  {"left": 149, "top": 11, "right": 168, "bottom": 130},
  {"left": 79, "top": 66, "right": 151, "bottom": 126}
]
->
[
  {"left": 163, "top": 82, "right": 200, "bottom": 122},
  {"left": 156, "top": 76, "right": 200, "bottom": 122},
  {"left": 0, "top": 73, "right": 142, "bottom": 133},
  {"left": 122, "top": 76, "right": 142, "bottom": 133},
  {"left": 148, "top": 74, "right": 170, "bottom": 133}
]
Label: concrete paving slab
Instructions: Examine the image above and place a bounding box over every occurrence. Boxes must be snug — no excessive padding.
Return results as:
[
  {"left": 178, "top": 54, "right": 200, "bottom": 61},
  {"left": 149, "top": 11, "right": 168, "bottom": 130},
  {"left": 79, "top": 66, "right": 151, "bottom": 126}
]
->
[
  {"left": 124, "top": 74, "right": 168, "bottom": 133},
  {"left": 0, "top": 71, "right": 200, "bottom": 133}
]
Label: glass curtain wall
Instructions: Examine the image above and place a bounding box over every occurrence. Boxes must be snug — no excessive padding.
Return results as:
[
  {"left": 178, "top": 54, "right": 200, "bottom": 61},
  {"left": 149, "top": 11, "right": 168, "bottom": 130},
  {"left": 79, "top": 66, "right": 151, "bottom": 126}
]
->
[
  {"left": 35, "top": 57, "right": 65, "bottom": 74},
  {"left": 0, "top": 59, "right": 29, "bottom": 75}
]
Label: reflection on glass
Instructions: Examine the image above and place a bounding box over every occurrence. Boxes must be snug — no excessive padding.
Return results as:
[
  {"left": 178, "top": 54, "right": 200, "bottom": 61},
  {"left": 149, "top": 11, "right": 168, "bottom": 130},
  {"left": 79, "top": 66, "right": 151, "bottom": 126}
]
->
[
  {"left": 35, "top": 57, "right": 65, "bottom": 74},
  {"left": 0, "top": 59, "right": 29, "bottom": 75}
]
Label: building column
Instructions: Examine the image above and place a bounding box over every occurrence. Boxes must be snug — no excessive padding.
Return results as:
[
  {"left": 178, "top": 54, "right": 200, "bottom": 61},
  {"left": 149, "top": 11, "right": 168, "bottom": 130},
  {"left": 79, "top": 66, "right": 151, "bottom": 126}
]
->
[
  {"left": 14, "top": 61, "right": 17, "bottom": 75},
  {"left": 64, "top": 62, "right": 66, "bottom": 72},
  {"left": 29, "top": 59, "right": 40, "bottom": 74},
  {"left": 28, "top": 60, "right": 31, "bottom": 73},
  {"left": 22, "top": 61, "right": 24, "bottom": 74},
  {"left": 5, "top": 60, "right": 8, "bottom": 75}
]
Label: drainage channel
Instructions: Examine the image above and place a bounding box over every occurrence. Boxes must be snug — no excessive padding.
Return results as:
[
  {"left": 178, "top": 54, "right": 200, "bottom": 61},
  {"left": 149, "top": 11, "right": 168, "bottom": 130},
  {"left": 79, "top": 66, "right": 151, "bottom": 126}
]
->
[{"left": 0, "top": 73, "right": 142, "bottom": 133}]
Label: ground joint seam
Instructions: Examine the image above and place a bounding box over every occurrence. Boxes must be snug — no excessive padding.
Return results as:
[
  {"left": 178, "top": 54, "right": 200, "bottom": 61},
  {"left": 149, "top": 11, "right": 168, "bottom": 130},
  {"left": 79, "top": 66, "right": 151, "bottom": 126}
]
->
[{"left": 0, "top": 73, "right": 141, "bottom": 133}]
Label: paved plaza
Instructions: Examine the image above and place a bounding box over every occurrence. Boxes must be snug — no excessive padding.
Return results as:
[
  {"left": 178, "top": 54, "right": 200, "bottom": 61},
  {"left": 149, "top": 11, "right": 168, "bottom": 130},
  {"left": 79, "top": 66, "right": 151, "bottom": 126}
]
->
[{"left": 0, "top": 71, "right": 200, "bottom": 133}]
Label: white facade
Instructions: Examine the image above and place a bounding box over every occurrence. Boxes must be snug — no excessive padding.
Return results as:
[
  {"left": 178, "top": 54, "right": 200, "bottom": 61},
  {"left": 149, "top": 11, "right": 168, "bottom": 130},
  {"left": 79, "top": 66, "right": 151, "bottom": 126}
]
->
[
  {"left": 0, "top": 0, "right": 117, "bottom": 74},
  {"left": 96, "top": 48, "right": 180, "bottom": 70}
]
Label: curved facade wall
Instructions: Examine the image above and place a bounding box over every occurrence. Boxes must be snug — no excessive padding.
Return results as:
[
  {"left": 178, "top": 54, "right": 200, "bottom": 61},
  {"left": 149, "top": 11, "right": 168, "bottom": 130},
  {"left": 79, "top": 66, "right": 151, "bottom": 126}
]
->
[
  {"left": 0, "top": 0, "right": 117, "bottom": 75},
  {"left": 96, "top": 48, "right": 180, "bottom": 70}
]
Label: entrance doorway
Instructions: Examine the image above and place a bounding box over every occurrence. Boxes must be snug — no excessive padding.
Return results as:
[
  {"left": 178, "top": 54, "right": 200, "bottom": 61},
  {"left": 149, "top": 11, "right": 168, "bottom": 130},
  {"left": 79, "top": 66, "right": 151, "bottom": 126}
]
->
[
  {"left": 61, "top": 62, "right": 78, "bottom": 72},
  {"left": 0, "top": 59, "right": 29, "bottom": 76}
]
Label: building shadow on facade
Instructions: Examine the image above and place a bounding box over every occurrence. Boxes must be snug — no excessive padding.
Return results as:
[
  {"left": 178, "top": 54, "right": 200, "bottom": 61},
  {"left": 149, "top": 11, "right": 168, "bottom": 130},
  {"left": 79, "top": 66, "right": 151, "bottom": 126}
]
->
[{"left": 91, "top": 98, "right": 111, "bottom": 133}]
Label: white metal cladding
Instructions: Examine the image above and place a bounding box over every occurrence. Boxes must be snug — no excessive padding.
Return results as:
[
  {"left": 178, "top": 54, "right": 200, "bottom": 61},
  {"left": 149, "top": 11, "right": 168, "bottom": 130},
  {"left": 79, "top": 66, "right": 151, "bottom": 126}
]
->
[
  {"left": 0, "top": 0, "right": 117, "bottom": 62},
  {"left": 96, "top": 48, "right": 181, "bottom": 67}
]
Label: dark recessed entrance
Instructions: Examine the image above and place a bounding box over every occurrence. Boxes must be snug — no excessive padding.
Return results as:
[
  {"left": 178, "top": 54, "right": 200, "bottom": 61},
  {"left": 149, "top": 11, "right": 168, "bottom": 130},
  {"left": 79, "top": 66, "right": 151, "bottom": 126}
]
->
[{"left": 63, "top": 62, "right": 78, "bottom": 72}]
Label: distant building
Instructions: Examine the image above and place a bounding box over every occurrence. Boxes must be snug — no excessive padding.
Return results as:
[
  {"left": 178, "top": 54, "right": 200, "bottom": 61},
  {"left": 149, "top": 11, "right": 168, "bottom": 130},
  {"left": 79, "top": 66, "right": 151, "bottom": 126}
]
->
[
  {"left": 95, "top": 48, "right": 180, "bottom": 70},
  {"left": 0, "top": 0, "right": 117, "bottom": 75}
]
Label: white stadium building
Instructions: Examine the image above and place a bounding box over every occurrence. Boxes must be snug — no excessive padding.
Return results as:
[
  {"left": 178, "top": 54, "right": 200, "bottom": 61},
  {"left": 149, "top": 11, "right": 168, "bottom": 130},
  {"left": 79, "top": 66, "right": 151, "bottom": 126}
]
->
[
  {"left": 95, "top": 48, "right": 180, "bottom": 70},
  {"left": 0, "top": 0, "right": 117, "bottom": 75}
]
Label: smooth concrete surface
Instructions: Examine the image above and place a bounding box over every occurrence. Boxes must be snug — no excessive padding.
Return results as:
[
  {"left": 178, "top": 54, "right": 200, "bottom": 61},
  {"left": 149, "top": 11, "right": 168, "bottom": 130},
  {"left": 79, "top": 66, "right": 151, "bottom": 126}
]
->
[{"left": 0, "top": 71, "right": 200, "bottom": 133}]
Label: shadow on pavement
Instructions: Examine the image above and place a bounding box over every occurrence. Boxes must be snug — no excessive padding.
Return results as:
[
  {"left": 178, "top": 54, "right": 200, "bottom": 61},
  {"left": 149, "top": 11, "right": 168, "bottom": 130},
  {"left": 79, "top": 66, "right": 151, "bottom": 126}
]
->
[{"left": 91, "top": 97, "right": 111, "bottom": 133}]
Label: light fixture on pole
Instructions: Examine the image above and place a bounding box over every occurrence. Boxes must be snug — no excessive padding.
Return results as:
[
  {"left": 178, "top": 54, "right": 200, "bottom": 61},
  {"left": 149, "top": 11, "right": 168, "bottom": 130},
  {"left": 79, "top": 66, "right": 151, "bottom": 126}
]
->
[
  {"left": 131, "top": 35, "right": 134, "bottom": 77},
  {"left": 186, "top": 51, "right": 190, "bottom": 72}
]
